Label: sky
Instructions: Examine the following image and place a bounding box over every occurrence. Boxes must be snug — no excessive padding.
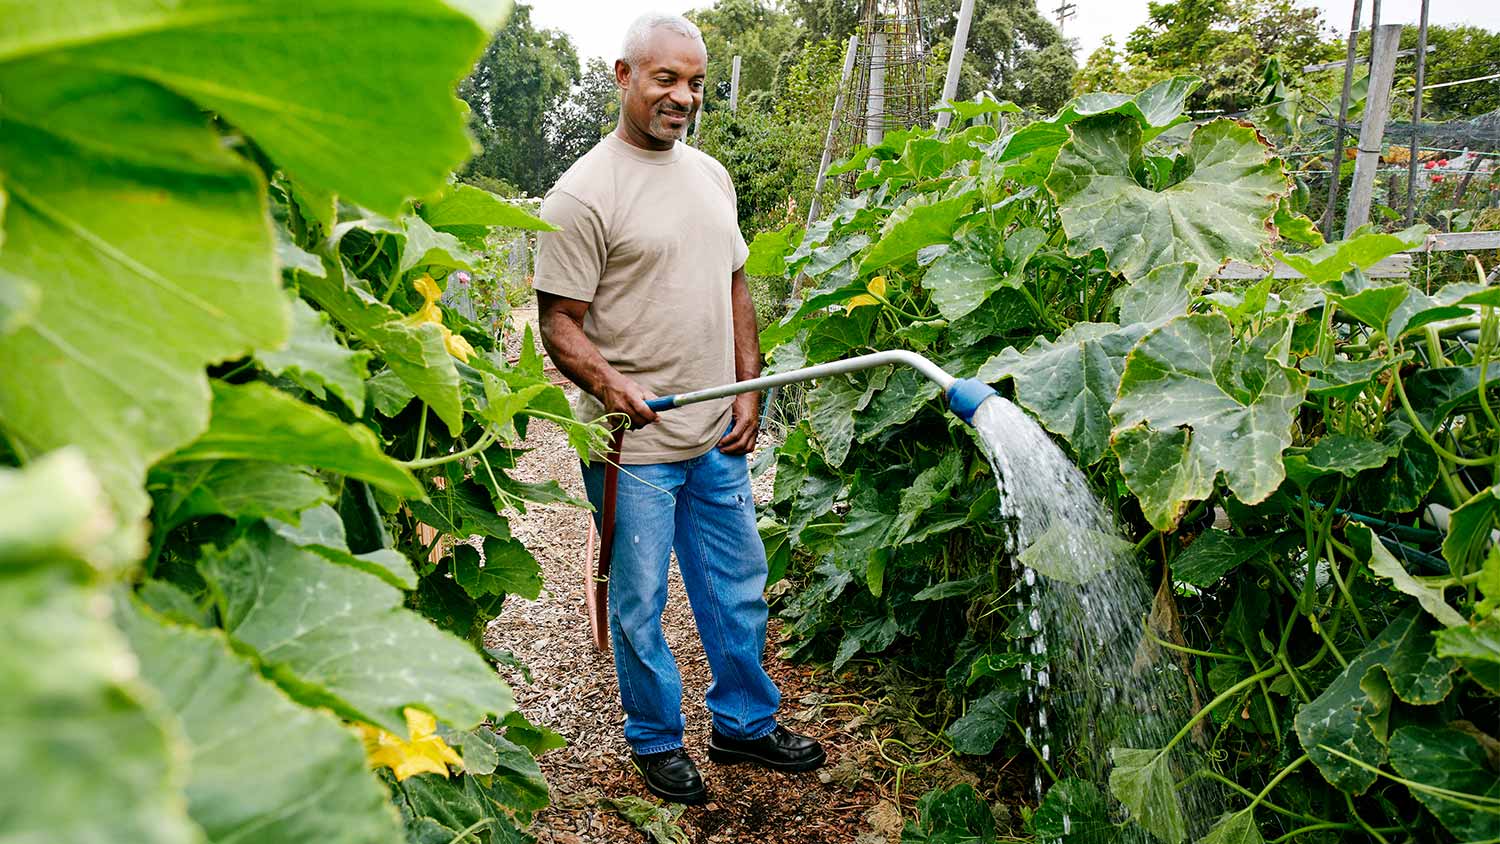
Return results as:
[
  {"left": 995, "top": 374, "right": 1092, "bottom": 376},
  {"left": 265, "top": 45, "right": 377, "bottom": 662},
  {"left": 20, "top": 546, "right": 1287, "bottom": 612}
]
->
[{"left": 529, "top": 0, "right": 1500, "bottom": 67}]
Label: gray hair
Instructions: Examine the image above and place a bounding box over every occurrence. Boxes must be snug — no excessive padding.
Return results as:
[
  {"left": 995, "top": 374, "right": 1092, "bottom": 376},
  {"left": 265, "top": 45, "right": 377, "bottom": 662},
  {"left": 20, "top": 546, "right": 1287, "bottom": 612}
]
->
[{"left": 618, "top": 13, "right": 705, "bottom": 66}]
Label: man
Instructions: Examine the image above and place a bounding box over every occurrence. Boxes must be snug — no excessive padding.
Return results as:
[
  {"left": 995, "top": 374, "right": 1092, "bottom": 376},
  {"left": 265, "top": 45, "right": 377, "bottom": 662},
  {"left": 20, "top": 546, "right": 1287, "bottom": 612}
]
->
[{"left": 532, "top": 13, "right": 826, "bottom": 805}]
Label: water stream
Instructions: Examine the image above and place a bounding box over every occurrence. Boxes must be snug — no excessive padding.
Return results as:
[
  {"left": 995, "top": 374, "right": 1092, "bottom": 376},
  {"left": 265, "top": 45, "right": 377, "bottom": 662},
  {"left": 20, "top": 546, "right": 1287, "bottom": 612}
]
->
[{"left": 970, "top": 396, "right": 1223, "bottom": 840}]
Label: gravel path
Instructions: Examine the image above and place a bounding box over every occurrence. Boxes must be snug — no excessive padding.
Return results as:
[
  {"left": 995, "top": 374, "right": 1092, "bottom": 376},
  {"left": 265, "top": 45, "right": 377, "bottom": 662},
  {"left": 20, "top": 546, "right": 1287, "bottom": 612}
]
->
[{"left": 485, "top": 317, "right": 891, "bottom": 843}]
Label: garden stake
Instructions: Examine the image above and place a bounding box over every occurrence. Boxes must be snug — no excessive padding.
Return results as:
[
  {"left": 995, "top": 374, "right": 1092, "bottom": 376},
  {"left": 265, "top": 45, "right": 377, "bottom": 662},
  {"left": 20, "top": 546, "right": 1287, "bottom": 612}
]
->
[{"left": 586, "top": 350, "right": 997, "bottom": 650}]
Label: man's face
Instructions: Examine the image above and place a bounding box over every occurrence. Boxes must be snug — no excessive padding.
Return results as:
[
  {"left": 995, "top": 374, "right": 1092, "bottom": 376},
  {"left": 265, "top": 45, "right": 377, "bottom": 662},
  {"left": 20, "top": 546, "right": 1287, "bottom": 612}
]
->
[{"left": 616, "top": 30, "right": 707, "bottom": 147}]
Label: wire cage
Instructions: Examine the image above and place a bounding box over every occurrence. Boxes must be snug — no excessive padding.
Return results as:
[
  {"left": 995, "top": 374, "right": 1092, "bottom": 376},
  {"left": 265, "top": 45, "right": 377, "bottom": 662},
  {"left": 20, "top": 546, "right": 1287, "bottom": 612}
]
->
[{"left": 832, "top": 0, "right": 933, "bottom": 180}]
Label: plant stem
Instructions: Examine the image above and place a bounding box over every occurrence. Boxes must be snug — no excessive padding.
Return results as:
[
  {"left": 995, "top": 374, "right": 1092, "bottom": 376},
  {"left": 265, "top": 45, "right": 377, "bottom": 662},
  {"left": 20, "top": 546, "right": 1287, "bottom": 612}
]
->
[
  {"left": 413, "top": 402, "right": 428, "bottom": 463},
  {"left": 403, "top": 430, "right": 497, "bottom": 470},
  {"left": 1247, "top": 754, "right": 1309, "bottom": 812},
  {"left": 1158, "top": 664, "right": 1281, "bottom": 756}
]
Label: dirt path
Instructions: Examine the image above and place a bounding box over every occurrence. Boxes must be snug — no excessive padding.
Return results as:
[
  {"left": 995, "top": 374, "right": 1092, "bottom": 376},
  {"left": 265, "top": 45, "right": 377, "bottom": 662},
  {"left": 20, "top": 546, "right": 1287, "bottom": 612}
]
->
[{"left": 486, "top": 317, "right": 890, "bottom": 843}]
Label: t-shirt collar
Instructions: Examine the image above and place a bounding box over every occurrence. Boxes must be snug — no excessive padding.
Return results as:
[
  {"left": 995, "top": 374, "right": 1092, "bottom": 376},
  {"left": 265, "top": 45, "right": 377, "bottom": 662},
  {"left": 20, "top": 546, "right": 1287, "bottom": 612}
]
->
[{"left": 604, "top": 132, "right": 684, "bottom": 165}]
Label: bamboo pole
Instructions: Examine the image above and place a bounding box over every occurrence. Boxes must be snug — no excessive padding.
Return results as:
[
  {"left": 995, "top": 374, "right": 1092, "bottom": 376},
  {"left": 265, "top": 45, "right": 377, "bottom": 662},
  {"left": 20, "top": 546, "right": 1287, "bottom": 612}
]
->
[
  {"left": 865, "top": 31, "right": 887, "bottom": 148},
  {"left": 729, "top": 55, "right": 742, "bottom": 112},
  {"left": 805, "top": 34, "right": 860, "bottom": 228},
  {"left": 934, "top": 0, "right": 976, "bottom": 131},
  {"left": 1405, "top": 0, "right": 1430, "bottom": 225},
  {"left": 1321, "top": 0, "right": 1366, "bottom": 235}
]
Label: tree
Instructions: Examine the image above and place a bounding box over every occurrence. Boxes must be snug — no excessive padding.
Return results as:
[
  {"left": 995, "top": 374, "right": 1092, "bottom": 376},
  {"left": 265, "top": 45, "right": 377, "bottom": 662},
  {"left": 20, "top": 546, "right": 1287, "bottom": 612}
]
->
[
  {"left": 928, "top": 0, "right": 1079, "bottom": 114},
  {"left": 459, "top": 3, "right": 579, "bottom": 196},
  {"left": 1077, "top": 0, "right": 1333, "bottom": 111},
  {"left": 548, "top": 58, "right": 619, "bottom": 173},
  {"left": 1396, "top": 25, "right": 1500, "bottom": 118},
  {"left": 689, "top": 0, "right": 804, "bottom": 111}
]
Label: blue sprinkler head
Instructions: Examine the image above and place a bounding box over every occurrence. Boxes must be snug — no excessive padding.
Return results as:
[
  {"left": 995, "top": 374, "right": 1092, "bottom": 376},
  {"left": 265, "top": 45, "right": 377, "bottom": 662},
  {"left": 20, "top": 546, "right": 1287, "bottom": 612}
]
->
[{"left": 945, "top": 378, "right": 998, "bottom": 427}]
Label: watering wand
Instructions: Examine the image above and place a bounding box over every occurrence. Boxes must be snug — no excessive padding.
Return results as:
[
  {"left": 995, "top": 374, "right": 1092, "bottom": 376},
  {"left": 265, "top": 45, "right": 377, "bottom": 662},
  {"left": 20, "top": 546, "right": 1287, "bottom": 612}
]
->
[
  {"left": 586, "top": 351, "right": 996, "bottom": 651},
  {"left": 644, "top": 349, "right": 999, "bottom": 426}
]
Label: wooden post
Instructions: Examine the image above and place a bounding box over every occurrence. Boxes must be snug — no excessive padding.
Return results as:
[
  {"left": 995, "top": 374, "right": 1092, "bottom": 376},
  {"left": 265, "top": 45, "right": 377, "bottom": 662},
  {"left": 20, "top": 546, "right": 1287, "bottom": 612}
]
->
[
  {"left": 729, "top": 55, "right": 742, "bottom": 112},
  {"left": 1345, "top": 24, "right": 1403, "bottom": 238},
  {"left": 805, "top": 35, "right": 860, "bottom": 228},
  {"left": 865, "top": 31, "right": 887, "bottom": 148},
  {"left": 1321, "top": 0, "right": 1365, "bottom": 235},
  {"left": 934, "top": 0, "right": 976, "bottom": 131},
  {"left": 1405, "top": 0, "right": 1430, "bottom": 225}
]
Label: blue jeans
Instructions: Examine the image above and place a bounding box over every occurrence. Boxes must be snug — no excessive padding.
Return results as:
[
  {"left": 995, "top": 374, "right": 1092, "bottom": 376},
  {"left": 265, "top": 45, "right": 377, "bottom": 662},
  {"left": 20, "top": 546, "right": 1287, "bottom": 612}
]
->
[{"left": 581, "top": 442, "right": 781, "bottom": 754}]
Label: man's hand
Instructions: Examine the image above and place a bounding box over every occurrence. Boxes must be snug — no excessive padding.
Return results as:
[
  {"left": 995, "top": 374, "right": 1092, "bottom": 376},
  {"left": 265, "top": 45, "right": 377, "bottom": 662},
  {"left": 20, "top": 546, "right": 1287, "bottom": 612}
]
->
[
  {"left": 717, "top": 392, "right": 759, "bottom": 455},
  {"left": 601, "top": 372, "right": 659, "bottom": 429}
]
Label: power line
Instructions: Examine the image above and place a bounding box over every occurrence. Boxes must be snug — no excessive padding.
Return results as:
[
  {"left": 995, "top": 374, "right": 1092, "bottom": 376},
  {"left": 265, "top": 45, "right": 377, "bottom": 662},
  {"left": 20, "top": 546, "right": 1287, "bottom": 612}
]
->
[{"left": 1053, "top": 1, "right": 1076, "bottom": 34}]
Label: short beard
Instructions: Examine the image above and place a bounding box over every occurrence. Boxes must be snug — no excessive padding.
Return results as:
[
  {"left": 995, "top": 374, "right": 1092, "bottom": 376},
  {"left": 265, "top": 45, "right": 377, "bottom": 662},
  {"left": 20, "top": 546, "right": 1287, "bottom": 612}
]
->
[{"left": 648, "top": 108, "right": 691, "bottom": 142}]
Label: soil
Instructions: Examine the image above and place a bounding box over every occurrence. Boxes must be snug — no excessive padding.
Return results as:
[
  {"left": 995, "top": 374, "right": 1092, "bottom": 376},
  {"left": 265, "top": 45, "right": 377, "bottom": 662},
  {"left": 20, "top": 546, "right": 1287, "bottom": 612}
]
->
[{"left": 484, "top": 312, "right": 1028, "bottom": 844}]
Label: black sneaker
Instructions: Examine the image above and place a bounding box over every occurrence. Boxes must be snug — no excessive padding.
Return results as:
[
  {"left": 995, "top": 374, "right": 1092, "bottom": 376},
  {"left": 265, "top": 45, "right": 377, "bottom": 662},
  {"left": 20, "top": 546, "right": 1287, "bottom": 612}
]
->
[
  {"left": 707, "top": 725, "right": 827, "bottom": 772},
  {"left": 630, "top": 747, "right": 707, "bottom": 805}
]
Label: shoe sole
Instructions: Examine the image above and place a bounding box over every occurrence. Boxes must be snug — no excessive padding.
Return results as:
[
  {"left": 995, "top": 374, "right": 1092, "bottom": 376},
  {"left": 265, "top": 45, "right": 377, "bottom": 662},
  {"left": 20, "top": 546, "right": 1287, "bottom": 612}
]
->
[
  {"left": 632, "top": 760, "right": 708, "bottom": 805},
  {"left": 706, "top": 743, "right": 828, "bottom": 772}
]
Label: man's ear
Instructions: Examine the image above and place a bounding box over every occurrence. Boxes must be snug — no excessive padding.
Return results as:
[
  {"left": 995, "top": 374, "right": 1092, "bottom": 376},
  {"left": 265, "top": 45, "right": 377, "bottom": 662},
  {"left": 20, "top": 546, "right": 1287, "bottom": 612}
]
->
[{"left": 614, "top": 59, "right": 631, "bottom": 91}]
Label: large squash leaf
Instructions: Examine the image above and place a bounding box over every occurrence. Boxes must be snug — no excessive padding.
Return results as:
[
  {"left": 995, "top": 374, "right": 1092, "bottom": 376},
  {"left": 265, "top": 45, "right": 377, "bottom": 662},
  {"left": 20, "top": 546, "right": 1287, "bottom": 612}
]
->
[
  {"left": 119, "top": 599, "right": 405, "bottom": 844},
  {"left": 1111, "top": 314, "right": 1307, "bottom": 530},
  {"left": 200, "top": 525, "right": 514, "bottom": 735},
  {"left": 980, "top": 321, "right": 1146, "bottom": 465},
  {"left": 1108, "top": 747, "right": 1187, "bottom": 844},
  {"left": 1294, "top": 609, "right": 1458, "bottom": 794},
  {"left": 0, "top": 66, "right": 287, "bottom": 541},
  {"left": 1047, "top": 116, "right": 1287, "bottom": 282},
  {"left": 0, "top": 0, "right": 505, "bottom": 213},
  {"left": 256, "top": 293, "right": 371, "bottom": 415},
  {"left": 1387, "top": 726, "right": 1500, "bottom": 841},
  {"left": 0, "top": 453, "right": 199, "bottom": 844}
]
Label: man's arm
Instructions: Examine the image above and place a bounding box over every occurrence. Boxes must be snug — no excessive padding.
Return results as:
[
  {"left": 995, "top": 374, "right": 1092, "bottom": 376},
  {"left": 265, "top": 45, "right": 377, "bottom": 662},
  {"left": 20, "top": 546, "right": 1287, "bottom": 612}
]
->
[
  {"left": 717, "top": 266, "right": 761, "bottom": 455},
  {"left": 536, "top": 290, "right": 658, "bottom": 429}
]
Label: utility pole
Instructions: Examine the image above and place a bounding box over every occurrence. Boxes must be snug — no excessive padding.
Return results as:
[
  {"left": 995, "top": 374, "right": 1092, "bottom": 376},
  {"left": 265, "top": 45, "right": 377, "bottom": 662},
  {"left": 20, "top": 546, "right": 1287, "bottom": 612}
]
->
[{"left": 1054, "top": 1, "right": 1076, "bottom": 34}]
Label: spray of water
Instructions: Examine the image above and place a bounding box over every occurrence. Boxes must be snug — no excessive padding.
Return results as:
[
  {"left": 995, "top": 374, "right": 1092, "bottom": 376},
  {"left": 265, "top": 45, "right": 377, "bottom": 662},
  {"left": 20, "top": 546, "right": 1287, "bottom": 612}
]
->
[{"left": 970, "top": 396, "right": 1222, "bottom": 840}]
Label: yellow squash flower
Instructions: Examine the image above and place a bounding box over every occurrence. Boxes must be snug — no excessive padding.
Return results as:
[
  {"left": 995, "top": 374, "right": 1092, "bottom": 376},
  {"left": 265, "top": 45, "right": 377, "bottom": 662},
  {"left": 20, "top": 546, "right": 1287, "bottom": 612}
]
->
[
  {"left": 847, "top": 275, "right": 887, "bottom": 310},
  {"left": 405, "top": 274, "right": 475, "bottom": 363},
  {"left": 359, "top": 706, "right": 464, "bottom": 781}
]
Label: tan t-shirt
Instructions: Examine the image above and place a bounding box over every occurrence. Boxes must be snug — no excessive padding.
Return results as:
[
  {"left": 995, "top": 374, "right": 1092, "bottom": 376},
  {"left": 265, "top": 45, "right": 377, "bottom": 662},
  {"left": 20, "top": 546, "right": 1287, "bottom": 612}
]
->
[{"left": 533, "top": 133, "right": 750, "bottom": 464}]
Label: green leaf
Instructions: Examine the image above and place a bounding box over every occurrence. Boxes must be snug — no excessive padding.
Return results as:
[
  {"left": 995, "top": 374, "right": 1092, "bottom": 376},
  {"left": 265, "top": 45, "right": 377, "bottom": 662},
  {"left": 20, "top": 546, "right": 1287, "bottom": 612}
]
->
[
  {"left": 891, "top": 452, "right": 965, "bottom": 545},
  {"left": 0, "top": 456, "right": 197, "bottom": 844},
  {"left": 1444, "top": 484, "right": 1500, "bottom": 579},
  {"left": 299, "top": 270, "right": 464, "bottom": 434},
  {"left": 859, "top": 192, "right": 977, "bottom": 276},
  {"left": 0, "top": 66, "right": 288, "bottom": 540},
  {"left": 461, "top": 728, "right": 550, "bottom": 814},
  {"left": 1108, "top": 747, "right": 1187, "bottom": 844},
  {"left": 1330, "top": 283, "right": 1410, "bottom": 333},
  {"left": 1173, "top": 529, "right": 1280, "bottom": 588},
  {"left": 419, "top": 183, "right": 556, "bottom": 233},
  {"left": 981, "top": 322, "right": 1145, "bottom": 465},
  {"left": 1111, "top": 315, "right": 1307, "bottom": 529},
  {"left": 806, "top": 375, "right": 862, "bottom": 468},
  {"left": 1115, "top": 261, "right": 1204, "bottom": 326},
  {"left": 1276, "top": 225, "right": 1426, "bottom": 285},
  {"left": 925, "top": 241, "right": 1003, "bottom": 321},
  {"left": 1350, "top": 523, "right": 1465, "bottom": 628},
  {"left": 1048, "top": 117, "right": 1287, "bottom": 282},
  {"left": 603, "top": 795, "right": 690, "bottom": 844},
  {"left": 451, "top": 537, "right": 542, "bottom": 601},
  {"left": 2, "top": 566, "right": 199, "bottom": 844},
  {"left": 947, "top": 683, "right": 1019, "bottom": 755},
  {"left": 411, "top": 478, "right": 512, "bottom": 540},
  {"left": 269, "top": 503, "right": 416, "bottom": 590},
  {"left": 168, "top": 381, "right": 421, "bottom": 498},
  {"left": 257, "top": 292, "right": 370, "bottom": 414},
  {"left": 1299, "top": 356, "right": 1399, "bottom": 401},
  {"left": 1018, "top": 521, "right": 1133, "bottom": 585},
  {"left": 745, "top": 223, "right": 804, "bottom": 277},
  {"left": 368, "top": 370, "right": 418, "bottom": 417},
  {"left": 1196, "top": 811, "right": 1263, "bottom": 844},
  {"left": 935, "top": 96, "right": 1022, "bottom": 122},
  {"left": 855, "top": 367, "right": 942, "bottom": 442},
  {"left": 903, "top": 783, "right": 997, "bottom": 843},
  {"left": 1387, "top": 726, "right": 1500, "bottom": 841},
  {"left": 201, "top": 526, "right": 514, "bottom": 734},
  {"left": 398, "top": 215, "right": 475, "bottom": 275},
  {"left": 1295, "top": 609, "right": 1457, "bottom": 794},
  {"left": 1435, "top": 618, "right": 1500, "bottom": 693},
  {"left": 1031, "top": 779, "right": 1114, "bottom": 843},
  {"left": 3, "top": 0, "right": 504, "bottom": 213},
  {"left": 1282, "top": 433, "right": 1400, "bottom": 487},
  {"left": 119, "top": 598, "right": 405, "bottom": 844}
]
